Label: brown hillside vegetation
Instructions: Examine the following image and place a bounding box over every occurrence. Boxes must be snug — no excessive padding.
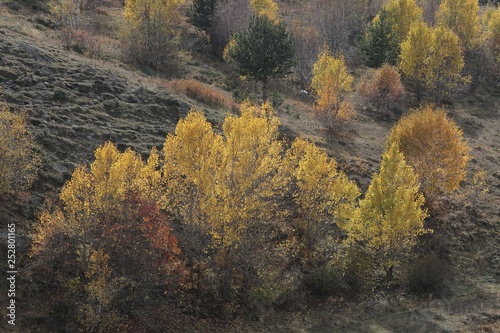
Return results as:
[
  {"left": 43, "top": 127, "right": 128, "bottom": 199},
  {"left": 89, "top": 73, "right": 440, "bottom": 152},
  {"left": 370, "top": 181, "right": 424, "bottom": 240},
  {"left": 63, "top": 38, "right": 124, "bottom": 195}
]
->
[{"left": 0, "top": 0, "right": 499, "bottom": 332}]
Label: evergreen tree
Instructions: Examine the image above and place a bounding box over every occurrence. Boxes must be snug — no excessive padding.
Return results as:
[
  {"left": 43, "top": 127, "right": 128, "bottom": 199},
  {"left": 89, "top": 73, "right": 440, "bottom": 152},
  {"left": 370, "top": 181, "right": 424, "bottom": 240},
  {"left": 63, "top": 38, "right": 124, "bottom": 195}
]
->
[
  {"left": 361, "top": 9, "right": 401, "bottom": 68},
  {"left": 224, "top": 14, "right": 295, "bottom": 101},
  {"left": 188, "top": 0, "right": 218, "bottom": 35}
]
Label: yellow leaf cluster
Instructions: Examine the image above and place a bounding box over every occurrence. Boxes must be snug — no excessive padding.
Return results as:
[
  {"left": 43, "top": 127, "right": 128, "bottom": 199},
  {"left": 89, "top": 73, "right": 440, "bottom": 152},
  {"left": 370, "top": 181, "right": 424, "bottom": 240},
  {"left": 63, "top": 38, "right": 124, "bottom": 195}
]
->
[
  {"left": 250, "top": 0, "right": 279, "bottom": 21},
  {"left": 344, "top": 144, "right": 429, "bottom": 257},
  {"left": 285, "top": 139, "right": 359, "bottom": 247},
  {"left": 162, "top": 103, "right": 285, "bottom": 248},
  {"left": 387, "top": 105, "right": 471, "bottom": 195},
  {"left": 436, "top": 0, "right": 481, "bottom": 50},
  {"left": 0, "top": 106, "right": 39, "bottom": 196},
  {"left": 383, "top": 0, "right": 423, "bottom": 41},
  {"left": 399, "top": 22, "right": 466, "bottom": 100},
  {"left": 311, "top": 48, "right": 353, "bottom": 130}
]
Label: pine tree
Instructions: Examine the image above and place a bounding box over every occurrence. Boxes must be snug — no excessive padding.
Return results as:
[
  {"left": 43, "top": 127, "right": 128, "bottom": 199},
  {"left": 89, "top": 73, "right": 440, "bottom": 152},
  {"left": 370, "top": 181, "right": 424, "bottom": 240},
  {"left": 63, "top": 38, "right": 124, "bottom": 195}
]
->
[
  {"left": 224, "top": 14, "right": 295, "bottom": 101},
  {"left": 361, "top": 9, "right": 400, "bottom": 68},
  {"left": 188, "top": 0, "right": 218, "bottom": 35}
]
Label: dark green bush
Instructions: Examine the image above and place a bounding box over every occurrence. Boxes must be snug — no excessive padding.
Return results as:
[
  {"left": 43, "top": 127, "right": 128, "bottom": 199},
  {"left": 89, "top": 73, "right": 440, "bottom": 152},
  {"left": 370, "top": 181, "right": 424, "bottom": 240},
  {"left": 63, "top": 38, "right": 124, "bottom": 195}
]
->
[{"left": 408, "top": 252, "right": 450, "bottom": 296}]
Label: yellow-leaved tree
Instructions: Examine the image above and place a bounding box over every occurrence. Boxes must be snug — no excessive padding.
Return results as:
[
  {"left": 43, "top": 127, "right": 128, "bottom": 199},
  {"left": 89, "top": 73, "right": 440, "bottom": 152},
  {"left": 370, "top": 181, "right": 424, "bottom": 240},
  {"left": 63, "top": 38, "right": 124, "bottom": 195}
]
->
[
  {"left": 161, "top": 103, "right": 289, "bottom": 306},
  {"left": 436, "top": 0, "right": 481, "bottom": 51},
  {"left": 426, "top": 26, "right": 466, "bottom": 102},
  {"left": 399, "top": 21, "right": 433, "bottom": 101},
  {"left": 0, "top": 106, "right": 39, "bottom": 196},
  {"left": 344, "top": 143, "right": 430, "bottom": 280},
  {"left": 384, "top": 0, "right": 424, "bottom": 41},
  {"left": 121, "top": 0, "right": 184, "bottom": 68},
  {"left": 386, "top": 105, "right": 471, "bottom": 196},
  {"left": 400, "top": 23, "right": 466, "bottom": 102},
  {"left": 285, "top": 138, "right": 360, "bottom": 253},
  {"left": 311, "top": 48, "right": 353, "bottom": 132}
]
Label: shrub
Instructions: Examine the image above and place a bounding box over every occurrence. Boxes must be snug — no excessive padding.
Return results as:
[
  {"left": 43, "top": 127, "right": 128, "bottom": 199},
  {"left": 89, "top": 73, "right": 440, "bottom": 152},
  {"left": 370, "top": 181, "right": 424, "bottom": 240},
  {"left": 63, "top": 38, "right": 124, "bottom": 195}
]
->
[
  {"left": 164, "top": 79, "right": 238, "bottom": 110},
  {"left": 359, "top": 64, "right": 405, "bottom": 113},
  {"left": 408, "top": 252, "right": 450, "bottom": 296}
]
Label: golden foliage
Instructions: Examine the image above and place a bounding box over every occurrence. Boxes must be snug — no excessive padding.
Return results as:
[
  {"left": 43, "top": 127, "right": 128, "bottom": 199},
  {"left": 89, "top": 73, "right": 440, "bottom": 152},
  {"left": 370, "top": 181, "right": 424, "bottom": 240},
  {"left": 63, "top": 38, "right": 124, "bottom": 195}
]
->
[
  {"left": 285, "top": 139, "right": 360, "bottom": 248},
  {"left": 311, "top": 48, "right": 353, "bottom": 131},
  {"left": 121, "top": 0, "right": 184, "bottom": 67},
  {"left": 164, "top": 79, "right": 238, "bottom": 110},
  {"left": 0, "top": 106, "right": 39, "bottom": 196},
  {"left": 383, "top": 0, "right": 423, "bottom": 41},
  {"left": 250, "top": 0, "right": 279, "bottom": 20},
  {"left": 436, "top": 0, "right": 481, "bottom": 50},
  {"left": 387, "top": 105, "right": 471, "bottom": 195},
  {"left": 399, "top": 22, "right": 466, "bottom": 101},
  {"left": 344, "top": 144, "right": 429, "bottom": 271},
  {"left": 162, "top": 102, "right": 286, "bottom": 247}
]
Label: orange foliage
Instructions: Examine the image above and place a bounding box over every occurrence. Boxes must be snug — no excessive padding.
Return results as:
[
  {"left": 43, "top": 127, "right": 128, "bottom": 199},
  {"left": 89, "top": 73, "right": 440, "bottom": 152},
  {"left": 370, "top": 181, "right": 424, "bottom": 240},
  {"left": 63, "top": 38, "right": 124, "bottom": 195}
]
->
[{"left": 164, "top": 79, "right": 238, "bottom": 110}]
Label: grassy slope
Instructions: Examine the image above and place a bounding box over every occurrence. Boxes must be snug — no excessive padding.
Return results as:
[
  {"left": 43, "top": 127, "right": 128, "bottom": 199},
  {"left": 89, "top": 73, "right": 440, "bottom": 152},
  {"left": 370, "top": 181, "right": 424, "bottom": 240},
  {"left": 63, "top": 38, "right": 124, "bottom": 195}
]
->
[{"left": 0, "top": 1, "right": 499, "bottom": 332}]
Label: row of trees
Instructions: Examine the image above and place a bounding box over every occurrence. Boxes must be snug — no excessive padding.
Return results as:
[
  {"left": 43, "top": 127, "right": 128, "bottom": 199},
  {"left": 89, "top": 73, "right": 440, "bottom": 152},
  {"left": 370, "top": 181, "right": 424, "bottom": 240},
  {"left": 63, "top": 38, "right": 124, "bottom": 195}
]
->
[{"left": 30, "top": 102, "right": 470, "bottom": 330}]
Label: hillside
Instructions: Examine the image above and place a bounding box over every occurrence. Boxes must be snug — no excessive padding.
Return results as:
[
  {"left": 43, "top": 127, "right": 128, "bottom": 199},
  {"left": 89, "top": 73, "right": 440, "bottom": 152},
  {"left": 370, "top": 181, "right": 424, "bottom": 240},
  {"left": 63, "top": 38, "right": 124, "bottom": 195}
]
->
[{"left": 0, "top": 0, "right": 500, "bottom": 332}]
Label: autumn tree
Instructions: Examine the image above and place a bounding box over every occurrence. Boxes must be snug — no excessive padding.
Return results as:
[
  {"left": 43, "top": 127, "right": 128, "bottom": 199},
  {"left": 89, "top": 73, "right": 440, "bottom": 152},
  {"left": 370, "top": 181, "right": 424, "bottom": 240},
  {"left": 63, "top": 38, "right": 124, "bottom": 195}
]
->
[
  {"left": 121, "top": 0, "right": 184, "bottom": 68},
  {"left": 31, "top": 142, "right": 182, "bottom": 331},
  {"left": 386, "top": 105, "right": 471, "bottom": 196},
  {"left": 161, "top": 103, "right": 293, "bottom": 309},
  {"left": 359, "top": 64, "right": 405, "bottom": 113},
  {"left": 384, "top": 0, "right": 424, "bottom": 42},
  {"left": 250, "top": 0, "right": 279, "bottom": 20},
  {"left": 399, "top": 21, "right": 433, "bottom": 101},
  {"left": 344, "top": 143, "right": 430, "bottom": 280},
  {"left": 426, "top": 26, "right": 466, "bottom": 102},
  {"left": 361, "top": 9, "right": 401, "bottom": 68},
  {"left": 436, "top": 0, "right": 481, "bottom": 51},
  {"left": 0, "top": 106, "right": 39, "bottom": 196},
  {"left": 400, "top": 23, "right": 466, "bottom": 102},
  {"left": 311, "top": 48, "right": 353, "bottom": 132},
  {"left": 285, "top": 139, "right": 360, "bottom": 253},
  {"left": 224, "top": 14, "right": 295, "bottom": 101}
]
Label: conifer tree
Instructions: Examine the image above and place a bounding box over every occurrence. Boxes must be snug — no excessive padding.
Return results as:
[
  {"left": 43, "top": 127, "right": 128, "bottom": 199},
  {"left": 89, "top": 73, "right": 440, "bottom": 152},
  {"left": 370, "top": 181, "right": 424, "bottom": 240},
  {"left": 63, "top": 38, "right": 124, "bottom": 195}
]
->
[
  {"left": 188, "top": 0, "right": 218, "bottom": 35},
  {"left": 361, "top": 9, "right": 401, "bottom": 68},
  {"left": 224, "top": 14, "right": 295, "bottom": 101}
]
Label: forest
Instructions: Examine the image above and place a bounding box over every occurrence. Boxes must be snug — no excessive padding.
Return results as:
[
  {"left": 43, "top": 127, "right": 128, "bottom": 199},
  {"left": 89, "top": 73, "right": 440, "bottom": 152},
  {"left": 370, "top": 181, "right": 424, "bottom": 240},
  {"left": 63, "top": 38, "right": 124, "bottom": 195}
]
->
[{"left": 0, "top": 0, "right": 500, "bottom": 331}]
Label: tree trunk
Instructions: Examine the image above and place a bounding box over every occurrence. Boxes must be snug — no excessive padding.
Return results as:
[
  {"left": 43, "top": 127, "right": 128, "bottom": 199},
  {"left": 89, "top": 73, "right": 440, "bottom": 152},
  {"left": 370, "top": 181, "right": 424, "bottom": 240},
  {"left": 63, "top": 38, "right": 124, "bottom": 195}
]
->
[{"left": 262, "top": 79, "right": 268, "bottom": 103}]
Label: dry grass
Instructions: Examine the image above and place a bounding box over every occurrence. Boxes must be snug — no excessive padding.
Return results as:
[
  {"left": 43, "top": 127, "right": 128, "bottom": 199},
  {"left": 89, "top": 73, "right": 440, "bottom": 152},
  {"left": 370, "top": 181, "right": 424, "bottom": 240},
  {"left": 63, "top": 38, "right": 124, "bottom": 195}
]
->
[{"left": 163, "top": 79, "right": 238, "bottom": 111}]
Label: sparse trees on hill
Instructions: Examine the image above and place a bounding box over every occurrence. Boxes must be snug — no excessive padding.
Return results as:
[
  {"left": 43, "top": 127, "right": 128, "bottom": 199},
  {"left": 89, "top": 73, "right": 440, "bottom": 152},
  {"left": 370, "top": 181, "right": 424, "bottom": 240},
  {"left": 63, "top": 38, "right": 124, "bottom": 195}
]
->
[
  {"left": 386, "top": 105, "right": 471, "bottom": 196},
  {"left": 224, "top": 14, "right": 295, "bottom": 101}
]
